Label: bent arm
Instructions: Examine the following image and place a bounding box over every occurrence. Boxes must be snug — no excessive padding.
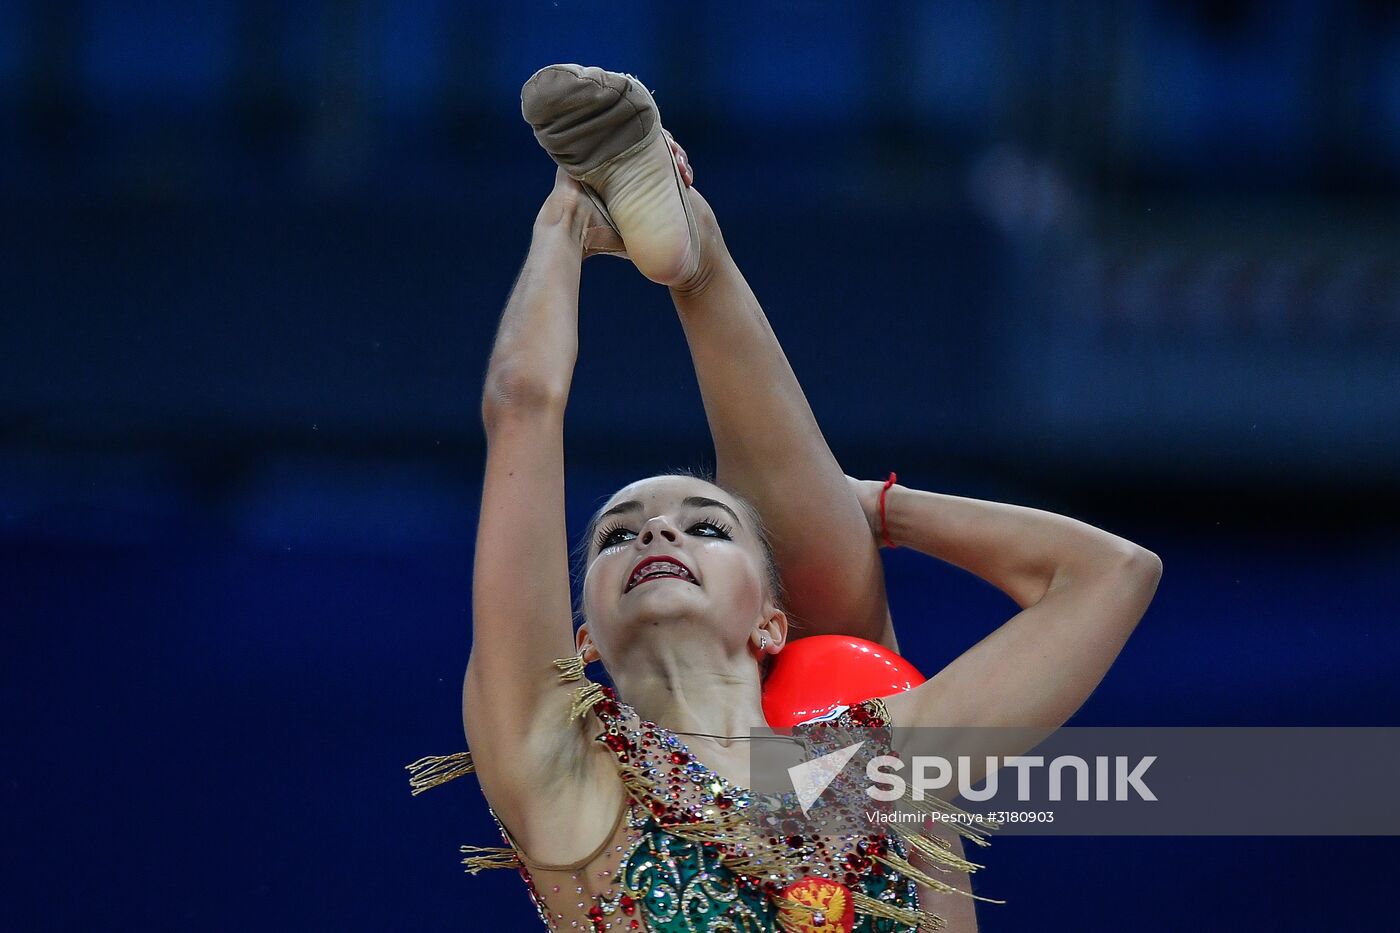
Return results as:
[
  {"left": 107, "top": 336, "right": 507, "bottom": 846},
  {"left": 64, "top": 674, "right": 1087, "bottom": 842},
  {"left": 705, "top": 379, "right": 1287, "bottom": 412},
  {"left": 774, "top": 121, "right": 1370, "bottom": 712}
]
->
[
  {"left": 854, "top": 479, "right": 1162, "bottom": 731},
  {"left": 853, "top": 477, "right": 1152, "bottom": 611}
]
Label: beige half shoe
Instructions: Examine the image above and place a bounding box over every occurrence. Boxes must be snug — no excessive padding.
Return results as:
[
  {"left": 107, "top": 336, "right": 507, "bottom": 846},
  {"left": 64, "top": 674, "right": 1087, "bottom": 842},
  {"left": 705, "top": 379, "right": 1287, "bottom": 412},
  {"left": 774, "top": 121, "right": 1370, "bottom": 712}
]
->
[{"left": 521, "top": 65, "right": 700, "bottom": 285}]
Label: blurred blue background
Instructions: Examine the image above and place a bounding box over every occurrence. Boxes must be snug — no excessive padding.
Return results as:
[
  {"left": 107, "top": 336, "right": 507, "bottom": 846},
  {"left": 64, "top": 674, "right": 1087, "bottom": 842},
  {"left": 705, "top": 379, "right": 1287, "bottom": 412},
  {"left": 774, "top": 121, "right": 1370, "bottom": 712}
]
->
[{"left": 2, "top": 0, "right": 1398, "bottom": 929}]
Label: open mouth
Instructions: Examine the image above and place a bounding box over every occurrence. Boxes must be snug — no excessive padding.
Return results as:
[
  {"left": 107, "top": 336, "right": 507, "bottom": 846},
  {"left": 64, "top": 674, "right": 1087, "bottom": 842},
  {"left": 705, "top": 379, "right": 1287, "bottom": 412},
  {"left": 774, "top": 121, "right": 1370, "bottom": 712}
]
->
[{"left": 625, "top": 555, "right": 699, "bottom": 593}]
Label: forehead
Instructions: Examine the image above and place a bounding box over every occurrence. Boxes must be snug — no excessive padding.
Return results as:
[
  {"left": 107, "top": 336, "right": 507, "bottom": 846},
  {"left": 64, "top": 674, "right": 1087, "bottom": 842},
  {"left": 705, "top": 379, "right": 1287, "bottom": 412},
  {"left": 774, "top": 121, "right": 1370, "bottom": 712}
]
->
[{"left": 600, "top": 475, "right": 737, "bottom": 513}]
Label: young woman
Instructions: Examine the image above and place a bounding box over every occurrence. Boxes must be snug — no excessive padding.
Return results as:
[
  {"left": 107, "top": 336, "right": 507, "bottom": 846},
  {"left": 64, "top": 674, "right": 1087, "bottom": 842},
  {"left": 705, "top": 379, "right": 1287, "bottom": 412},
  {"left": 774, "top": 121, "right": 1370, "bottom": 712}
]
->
[{"left": 410, "top": 66, "right": 1162, "bottom": 933}]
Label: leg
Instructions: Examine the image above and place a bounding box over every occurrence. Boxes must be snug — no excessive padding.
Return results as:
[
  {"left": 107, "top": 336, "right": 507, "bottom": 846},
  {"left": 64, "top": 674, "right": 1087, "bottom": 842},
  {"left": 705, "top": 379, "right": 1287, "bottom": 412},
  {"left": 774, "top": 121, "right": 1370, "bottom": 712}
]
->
[
  {"left": 520, "top": 66, "right": 893, "bottom": 645},
  {"left": 670, "top": 184, "right": 896, "bottom": 648}
]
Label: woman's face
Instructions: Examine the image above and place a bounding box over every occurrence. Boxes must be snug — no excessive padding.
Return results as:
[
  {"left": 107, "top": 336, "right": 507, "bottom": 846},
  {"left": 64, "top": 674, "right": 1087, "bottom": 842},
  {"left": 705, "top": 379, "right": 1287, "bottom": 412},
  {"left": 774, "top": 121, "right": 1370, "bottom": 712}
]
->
[{"left": 579, "top": 475, "right": 780, "bottom": 665}]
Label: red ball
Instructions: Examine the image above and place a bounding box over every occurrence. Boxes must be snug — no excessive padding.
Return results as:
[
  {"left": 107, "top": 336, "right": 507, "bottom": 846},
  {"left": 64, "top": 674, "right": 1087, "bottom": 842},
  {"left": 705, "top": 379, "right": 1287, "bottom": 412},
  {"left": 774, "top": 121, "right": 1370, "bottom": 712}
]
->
[{"left": 761, "top": 635, "right": 926, "bottom": 727}]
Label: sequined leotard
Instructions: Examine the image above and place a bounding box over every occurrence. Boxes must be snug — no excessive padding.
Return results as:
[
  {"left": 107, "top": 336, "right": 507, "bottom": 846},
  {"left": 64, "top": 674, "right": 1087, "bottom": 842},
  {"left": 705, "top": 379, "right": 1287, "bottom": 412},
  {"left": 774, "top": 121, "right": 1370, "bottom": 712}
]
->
[{"left": 408, "top": 660, "right": 990, "bottom": 932}]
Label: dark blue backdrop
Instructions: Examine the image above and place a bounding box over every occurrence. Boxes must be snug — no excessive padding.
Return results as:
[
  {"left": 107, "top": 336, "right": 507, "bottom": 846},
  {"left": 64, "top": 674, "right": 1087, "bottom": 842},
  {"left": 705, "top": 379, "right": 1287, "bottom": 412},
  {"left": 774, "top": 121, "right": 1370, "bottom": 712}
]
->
[{"left": 3, "top": 1, "right": 1398, "bottom": 929}]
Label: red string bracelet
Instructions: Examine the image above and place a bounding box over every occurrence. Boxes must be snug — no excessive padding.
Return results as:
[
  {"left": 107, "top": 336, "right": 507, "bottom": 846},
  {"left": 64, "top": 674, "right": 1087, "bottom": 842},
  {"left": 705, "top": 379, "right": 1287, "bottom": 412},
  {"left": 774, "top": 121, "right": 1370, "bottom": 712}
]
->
[{"left": 878, "top": 472, "right": 898, "bottom": 549}]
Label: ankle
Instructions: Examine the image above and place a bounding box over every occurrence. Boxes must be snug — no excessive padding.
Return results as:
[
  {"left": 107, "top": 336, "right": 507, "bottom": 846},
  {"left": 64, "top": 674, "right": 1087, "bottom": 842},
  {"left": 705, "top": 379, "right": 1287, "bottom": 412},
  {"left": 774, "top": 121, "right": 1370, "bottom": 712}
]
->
[
  {"left": 670, "top": 249, "right": 717, "bottom": 298},
  {"left": 669, "top": 192, "right": 723, "bottom": 297}
]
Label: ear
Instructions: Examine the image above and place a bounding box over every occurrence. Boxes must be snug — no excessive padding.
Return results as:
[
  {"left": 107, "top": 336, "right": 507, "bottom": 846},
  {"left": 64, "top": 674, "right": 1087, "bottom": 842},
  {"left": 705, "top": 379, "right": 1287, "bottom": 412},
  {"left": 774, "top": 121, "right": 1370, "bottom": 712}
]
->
[
  {"left": 753, "top": 605, "right": 789, "bottom": 656},
  {"left": 575, "top": 623, "right": 602, "bottom": 665}
]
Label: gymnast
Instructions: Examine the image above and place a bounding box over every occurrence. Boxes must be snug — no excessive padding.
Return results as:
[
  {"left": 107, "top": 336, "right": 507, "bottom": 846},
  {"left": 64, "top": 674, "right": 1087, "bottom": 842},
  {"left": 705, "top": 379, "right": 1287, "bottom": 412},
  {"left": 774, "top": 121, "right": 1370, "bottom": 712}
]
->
[{"left": 411, "top": 65, "right": 1162, "bottom": 933}]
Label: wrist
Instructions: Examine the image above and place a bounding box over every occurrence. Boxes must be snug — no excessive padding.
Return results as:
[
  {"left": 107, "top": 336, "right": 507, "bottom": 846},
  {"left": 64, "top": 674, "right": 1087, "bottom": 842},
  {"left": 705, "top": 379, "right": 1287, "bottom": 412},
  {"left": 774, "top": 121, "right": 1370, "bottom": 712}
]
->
[
  {"left": 876, "top": 474, "right": 901, "bottom": 549},
  {"left": 533, "top": 194, "right": 591, "bottom": 247},
  {"left": 883, "top": 483, "right": 908, "bottom": 548}
]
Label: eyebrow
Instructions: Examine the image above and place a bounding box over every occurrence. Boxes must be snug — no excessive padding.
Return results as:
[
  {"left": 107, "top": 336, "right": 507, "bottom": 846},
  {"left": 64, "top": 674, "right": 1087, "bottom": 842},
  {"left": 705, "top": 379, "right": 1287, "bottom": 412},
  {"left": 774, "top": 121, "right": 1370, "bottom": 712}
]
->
[{"left": 597, "top": 496, "right": 744, "bottom": 528}]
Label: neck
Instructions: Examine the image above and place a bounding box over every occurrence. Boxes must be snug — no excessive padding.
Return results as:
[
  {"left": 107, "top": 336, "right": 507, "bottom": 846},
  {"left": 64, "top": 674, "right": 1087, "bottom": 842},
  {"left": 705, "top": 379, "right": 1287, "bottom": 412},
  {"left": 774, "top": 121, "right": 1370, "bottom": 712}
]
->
[{"left": 609, "top": 639, "right": 769, "bottom": 741}]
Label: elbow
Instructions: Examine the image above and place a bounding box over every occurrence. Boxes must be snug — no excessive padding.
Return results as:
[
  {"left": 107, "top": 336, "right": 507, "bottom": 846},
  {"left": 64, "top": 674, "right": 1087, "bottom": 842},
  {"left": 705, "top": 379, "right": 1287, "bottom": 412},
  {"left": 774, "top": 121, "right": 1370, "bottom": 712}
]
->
[
  {"left": 1107, "top": 540, "right": 1161, "bottom": 582},
  {"left": 1115, "top": 544, "right": 1163, "bottom": 608},
  {"left": 1126, "top": 545, "right": 1163, "bottom": 583},
  {"left": 463, "top": 654, "right": 487, "bottom": 712},
  {"left": 481, "top": 365, "right": 568, "bottom": 427}
]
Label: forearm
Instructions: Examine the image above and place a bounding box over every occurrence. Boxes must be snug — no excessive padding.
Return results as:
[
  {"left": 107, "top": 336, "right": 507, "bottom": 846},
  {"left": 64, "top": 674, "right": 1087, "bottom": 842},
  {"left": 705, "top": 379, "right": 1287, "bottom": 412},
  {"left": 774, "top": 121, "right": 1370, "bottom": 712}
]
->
[
  {"left": 481, "top": 200, "right": 587, "bottom": 421},
  {"left": 467, "top": 187, "right": 589, "bottom": 710},
  {"left": 882, "top": 483, "right": 1151, "bottom": 610}
]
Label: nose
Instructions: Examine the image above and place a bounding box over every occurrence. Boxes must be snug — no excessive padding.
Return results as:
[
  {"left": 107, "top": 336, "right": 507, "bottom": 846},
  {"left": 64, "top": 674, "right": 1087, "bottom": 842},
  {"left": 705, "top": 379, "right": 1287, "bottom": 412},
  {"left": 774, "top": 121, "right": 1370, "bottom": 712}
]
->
[{"left": 639, "top": 515, "right": 678, "bottom": 545}]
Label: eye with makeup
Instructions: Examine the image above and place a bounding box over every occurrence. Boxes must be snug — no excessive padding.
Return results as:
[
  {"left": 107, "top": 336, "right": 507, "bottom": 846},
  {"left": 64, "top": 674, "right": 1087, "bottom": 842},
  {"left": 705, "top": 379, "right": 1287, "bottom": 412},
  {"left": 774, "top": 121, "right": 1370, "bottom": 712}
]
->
[
  {"left": 594, "top": 515, "right": 734, "bottom": 551},
  {"left": 690, "top": 517, "right": 734, "bottom": 540},
  {"left": 594, "top": 522, "right": 633, "bottom": 550}
]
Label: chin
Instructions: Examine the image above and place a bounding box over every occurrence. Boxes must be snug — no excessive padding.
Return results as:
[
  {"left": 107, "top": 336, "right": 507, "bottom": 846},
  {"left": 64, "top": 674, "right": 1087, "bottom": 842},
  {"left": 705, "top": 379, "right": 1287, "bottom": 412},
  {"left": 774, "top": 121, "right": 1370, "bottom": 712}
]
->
[
  {"left": 624, "top": 579, "right": 704, "bottom": 602},
  {"left": 625, "top": 595, "right": 705, "bottom": 622},
  {"left": 624, "top": 591, "right": 724, "bottom": 625}
]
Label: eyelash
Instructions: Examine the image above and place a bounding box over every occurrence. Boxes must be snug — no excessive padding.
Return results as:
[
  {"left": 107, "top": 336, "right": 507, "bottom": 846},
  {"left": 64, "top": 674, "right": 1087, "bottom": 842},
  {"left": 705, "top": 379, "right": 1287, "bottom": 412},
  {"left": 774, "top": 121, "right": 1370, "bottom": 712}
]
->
[
  {"left": 595, "top": 517, "right": 734, "bottom": 550},
  {"left": 696, "top": 518, "right": 734, "bottom": 539},
  {"left": 595, "top": 521, "right": 630, "bottom": 550}
]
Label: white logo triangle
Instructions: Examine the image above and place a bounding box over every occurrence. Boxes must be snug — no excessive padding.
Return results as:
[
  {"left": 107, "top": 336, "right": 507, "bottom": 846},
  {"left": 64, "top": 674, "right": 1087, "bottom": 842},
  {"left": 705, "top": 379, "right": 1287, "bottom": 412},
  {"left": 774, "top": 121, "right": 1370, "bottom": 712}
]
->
[{"left": 787, "top": 741, "right": 865, "bottom": 815}]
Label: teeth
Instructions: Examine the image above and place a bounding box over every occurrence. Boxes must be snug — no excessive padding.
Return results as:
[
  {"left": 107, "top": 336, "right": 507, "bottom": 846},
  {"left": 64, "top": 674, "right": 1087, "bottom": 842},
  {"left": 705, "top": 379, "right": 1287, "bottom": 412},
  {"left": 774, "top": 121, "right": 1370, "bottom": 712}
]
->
[{"left": 629, "top": 560, "right": 693, "bottom": 589}]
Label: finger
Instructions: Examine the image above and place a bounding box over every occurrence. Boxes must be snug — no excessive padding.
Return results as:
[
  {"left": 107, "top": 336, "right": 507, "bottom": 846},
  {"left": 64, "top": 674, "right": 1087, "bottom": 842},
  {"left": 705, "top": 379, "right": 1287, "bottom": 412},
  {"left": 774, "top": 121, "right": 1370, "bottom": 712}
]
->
[
  {"left": 668, "top": 147, "right": 693, "bottom": 185},
  {"left": 663, "top": 129, "right": 688, "bottom": 160}
]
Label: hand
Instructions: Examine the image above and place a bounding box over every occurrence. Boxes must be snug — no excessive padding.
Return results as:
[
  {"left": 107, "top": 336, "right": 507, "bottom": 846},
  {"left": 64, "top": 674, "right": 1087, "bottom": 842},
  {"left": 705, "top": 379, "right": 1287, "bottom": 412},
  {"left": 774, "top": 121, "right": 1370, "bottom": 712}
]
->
[
  {"left": 662, "top": 129, "right": 694, "bottom": 187},
  {"left": 845, "top": 475, "right": 893, "bottom": 548},
  {"left": 537, "top": 168, "right": 627, "bottom": 258}
]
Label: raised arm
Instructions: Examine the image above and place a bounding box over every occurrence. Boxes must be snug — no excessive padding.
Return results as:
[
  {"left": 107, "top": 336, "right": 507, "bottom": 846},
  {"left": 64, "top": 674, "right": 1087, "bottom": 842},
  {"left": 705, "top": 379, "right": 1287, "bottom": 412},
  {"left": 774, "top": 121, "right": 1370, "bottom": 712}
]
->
[
  {"left": 850, "top": 478, "right": 1163, "bottom": 731},
  {"left": 462, "top": 173, "right": 620, "bottom": 857}
]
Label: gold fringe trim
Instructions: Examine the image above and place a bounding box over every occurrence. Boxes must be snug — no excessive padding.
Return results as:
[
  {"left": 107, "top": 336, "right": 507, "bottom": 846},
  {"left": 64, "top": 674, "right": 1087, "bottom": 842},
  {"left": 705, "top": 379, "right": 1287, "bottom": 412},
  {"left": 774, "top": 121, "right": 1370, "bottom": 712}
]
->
[
  {"left": 553, "top": 653, "right": 587, "bottom": 682},
  {"left": 459, "top": 844, "right": 522, "bottom": 874},
  {"left": 772, "top": 895, "right": 829, "bottom": 931},
  {"left": 905, "top": 794, "right": 998, "bottom": 846},
  {"left": 405, "top": 751, "right": 475, "bottom": 795},
  {"left": 865, "top": 696, "right": 893, "bottom": 725},
  {"left": 568, "top": 680, "right": 606, "bottom": 721},
  {"left": 871, "top": 852, "right": 962, "bottom": 896},
  {"left": 849, "top": 891, "right": 944, "bottom": 931},
  {"left": 775, "top": 890, "right": 946, "bottom": 932},
  {"left": 889, "top": 823, "right": 983, "bottom": 873},
  {"left": 717, "top": 841, "right": 782, "bottom": 879},
  {"left": 872, "top": 851, "right": 1007, "bottom": 905}
]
